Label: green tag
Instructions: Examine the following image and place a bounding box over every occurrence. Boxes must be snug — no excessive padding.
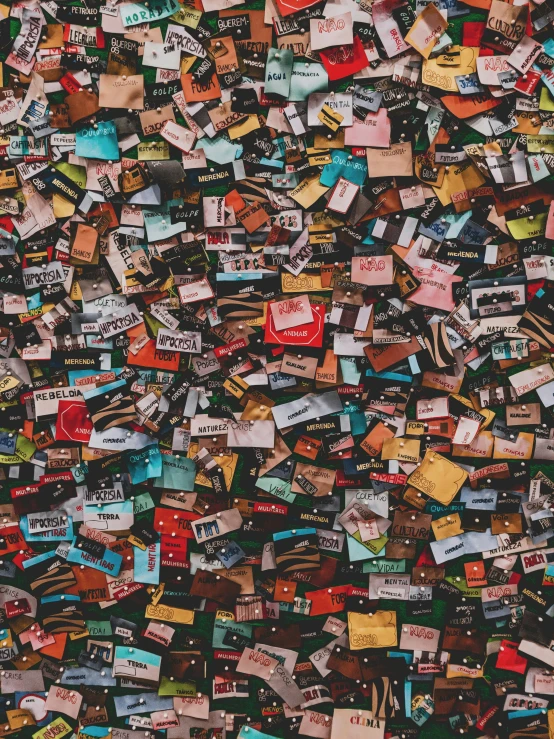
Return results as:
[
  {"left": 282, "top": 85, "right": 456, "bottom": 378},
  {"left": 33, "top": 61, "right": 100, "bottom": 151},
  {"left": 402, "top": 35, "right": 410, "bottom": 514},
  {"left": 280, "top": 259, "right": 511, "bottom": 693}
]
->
[
  {"left": 158, "top": 676, "right": 197, "bottom": 696},
  {"left": 133, "top": 492, "right": 155, "bottom": 514},
  {"left": 85, "top": 620, "right": 113, "bottom": 637},
  {"left": 363, "top": 559, "right": 406, "bottom": 574},
  {"left": 256, "top": 476, "right": 296, "bottom": 504}
]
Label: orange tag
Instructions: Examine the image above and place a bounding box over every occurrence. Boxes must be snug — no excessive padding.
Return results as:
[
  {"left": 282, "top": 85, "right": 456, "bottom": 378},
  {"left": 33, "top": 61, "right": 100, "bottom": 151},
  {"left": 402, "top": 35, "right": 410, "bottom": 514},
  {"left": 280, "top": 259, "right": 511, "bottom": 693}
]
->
[{"left": 293, "top": 435, "right": 322, "bottom": 461}]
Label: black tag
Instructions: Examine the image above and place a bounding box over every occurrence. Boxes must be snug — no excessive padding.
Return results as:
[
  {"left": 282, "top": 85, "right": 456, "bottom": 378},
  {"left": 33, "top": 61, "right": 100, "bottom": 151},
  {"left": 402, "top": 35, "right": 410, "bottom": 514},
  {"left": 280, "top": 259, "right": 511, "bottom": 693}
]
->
[{"left": 74, "top": 534, "right": 106, "bottom": 560}]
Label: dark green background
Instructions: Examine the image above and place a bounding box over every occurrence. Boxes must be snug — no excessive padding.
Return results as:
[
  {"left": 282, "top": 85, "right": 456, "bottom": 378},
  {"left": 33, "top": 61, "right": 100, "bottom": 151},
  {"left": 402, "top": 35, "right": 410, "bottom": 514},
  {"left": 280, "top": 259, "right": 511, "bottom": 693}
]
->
[{"left": 1, "top": 3, "right": 551, "bottom": 738}]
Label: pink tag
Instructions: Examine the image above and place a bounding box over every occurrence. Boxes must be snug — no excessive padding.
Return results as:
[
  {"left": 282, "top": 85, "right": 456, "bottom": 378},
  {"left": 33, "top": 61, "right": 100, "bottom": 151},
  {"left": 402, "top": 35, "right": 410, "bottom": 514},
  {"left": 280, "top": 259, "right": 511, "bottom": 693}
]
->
[
  {"left": 452, "top": 415, "right": 480, "bottom": 445},
  {"left": 351, "top": 255, "right": 394, "bottom": 286},
  {"left": 270, "top": 294, "right": 314, "bottom": 331},
  {"left": 416, "top": 396, "right": 449, "bottom": 420}
]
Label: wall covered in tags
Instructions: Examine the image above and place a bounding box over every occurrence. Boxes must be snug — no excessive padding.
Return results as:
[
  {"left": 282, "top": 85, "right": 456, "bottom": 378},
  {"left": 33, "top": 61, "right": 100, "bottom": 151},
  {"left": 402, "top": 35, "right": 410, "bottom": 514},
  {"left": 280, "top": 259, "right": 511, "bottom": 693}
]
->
[{"left": 1, "top": 0, "right": 554, "bottom": 739}]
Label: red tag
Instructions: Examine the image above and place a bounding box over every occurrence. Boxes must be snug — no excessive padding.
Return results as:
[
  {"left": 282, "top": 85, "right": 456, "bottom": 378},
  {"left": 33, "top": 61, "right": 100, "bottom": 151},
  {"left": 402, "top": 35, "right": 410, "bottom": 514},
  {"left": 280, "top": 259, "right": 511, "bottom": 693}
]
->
[
  {"left": 319, "top": 37, "right": 369, "bottom": 81},
  {"left": 112, "top": 582, "right": 145, "bottom": 601},
  {"left": 55, "top": 400, "right": 93, "bottom": 443},
  {"left": 462, "top": 21, "right": 485, "bottom": 46},
  {"left": 337, "top": 384, "right": 364, "bottom": 396},
  {"left": 514, "top": 69, "right": 541, "bottom": 96},
  {"left": 59, "top": 72, "right": 82, "bottom": 95},
  {"left": 306, "top": 585, "right": 350, "bottom": 615},
  {"left": 40, "top": 471, "right": 74, "bottom": 485},
  {"left": 128, "top": 340, "right": 181, "bottom": 372},
  {"left": 153, "top": 508, "right": 201, "bottom": 538},
  {"left": 335, "top": 471, "right": 365, "bottom": 487},
  {"left": 11, "top": 484, "right": 39, "bottom": 500},
  {"left": 160, "top": 535, "right": 188, "bottom": 565},
  {"left": 370, "top": 472, "right": 408, "bottom": 485},
  {"left": 253, "top": 503, "right": 287, "bottom": 515},
  {"left": 496, "top": 639, "right": 527, "bottom": 674},
  {"left": 4, "top": 598, "right": 31, "bottom": 618},
  {"left": 274, "top": 0, "right": 321, "bottom": 18},
  {"left": 214, "top": 650, "right": 241, "bottom": 661},
  {"left": 12, "top": 550, "right": 37, "bottom": 570},
  {"left": 0, "top": 525, "right": 26, "bottom": 554},
  {"left": 214, "top": 338, "right": 248, "bottom": 359},
  {"left": 476, "top": 706, "right": 499, "bottom": 731},
  {"left": 265, "top": 303, "right": 325, "bottom": 347}
]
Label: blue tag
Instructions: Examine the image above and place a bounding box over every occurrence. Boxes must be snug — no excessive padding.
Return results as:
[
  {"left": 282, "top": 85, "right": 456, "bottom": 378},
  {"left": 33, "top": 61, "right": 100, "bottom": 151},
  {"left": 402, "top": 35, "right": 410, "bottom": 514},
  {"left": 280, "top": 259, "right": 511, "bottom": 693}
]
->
[
  {"left": 273, "top": 527, "right": 316, "bottom": 542},
  {"left": 216, "top": 540, "right": 245, "bottom": 569},
  {"left": 76, "top": 122, "right": 119, "bottom": 161},
  {"left": 114, "top": 692, "right": 173, "bottom": 716},
  {"left": 19, "top": 518, "right": 73, "bottom": 541},
  {"left": 23, "top": 550, "right": 57, "bottom": 569},
  {"left": 0, "top": 432, "right": 16, "bottom": 455},
  {"left": 143, "top": 201, "right": 186, "bottom": 241},
  {"left": 126, "top": 443, "right": 162, "bottom": 484},
  {"left": 321, "top": 150, "right": 368, "bottom": 188},
  {"left": 120, "top": 0, "right": 180, "bottom": 27},
  {"left": 14, "top": 693, "right": 50, "bottom": 726},
  {"left": 134, "top": 543, "right": 160, "bottom": 585},
  {"left": 152, "top": 454, "right": 196, "bottom": 491},
  {"left": 67, "top": 537, "right": 123, "bottom": 576},
  {"left": 79, "top": 728, "right": 112, "bottom": 739},
  {"left": 61, "top": 666, "right": 117, "bottom": 686}
]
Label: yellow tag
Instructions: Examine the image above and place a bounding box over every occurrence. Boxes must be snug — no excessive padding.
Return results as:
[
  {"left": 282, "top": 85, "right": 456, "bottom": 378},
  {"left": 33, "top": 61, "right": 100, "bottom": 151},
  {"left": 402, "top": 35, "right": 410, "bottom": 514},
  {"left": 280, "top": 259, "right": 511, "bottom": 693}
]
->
[
  {"left": 188, "top": 442, "right": 237, "bottom": 489},
  {"left": 7, "top": 710, "right": 35, "bottom": 730},
  {"left": 138, "top": 141, "right": 170, "bottom": 160},
  {"left": 54, "top": 162, "right": 87, "bottom": 189},
  {"left": 0, "top": 629, "right": 13, "bottom": 648},
  {"left": 381, "top": 437, "right": 421, "bottom": 464},
  {"left": 128, "top": 534, "right": 147, "bottom": 550},
  {"left": 228, "top": 115, "right": 260, "bottom": 140},
  {"left": 309, "top": 212, "right": 343, "bottom": 230},
  {"left": 69, "top": 628, "right": 89, "bottom": 640},
  {"left": 309, "top": 232, "right": 334, "bottom": 244},
  {"left": 317, "top": 103, "right": 343, "bottom": 131},
  {"left": 180, "top": 54, "right": 196, "bottom": 74},
  {"left": 145, "top": 604, "right": 194, "bottom": 625},
  {"left": 151, "top": 583, "right": 164, "bottom": 606},
  {"left": 53, "top": 192, "right": 75, "bottom": 219},
  {"left": 493, "top": 431, "right": 534, "bottom": 460},
  {"left": 281, "top": 273, "right": 332, "bottom": 293},
  {"left": 527, "top": 135, "right": 554, "bottom": 153},
  {"left": 432, "top": 513, "right": 463, "bottom": 541},
  {"left": 0, "top": 169, "right": 17, "bottom": 190},
  {"left": 408, "top": 451, "right": 468, "bottom": 505},
  {"left": 433, "top": 159, "right": 486, "bottom": 207},
  {"left": 70, "top": 280, "right": 82, "bottom": 301},
  {"left": 540, "top": 86, "right": 554, "bottom": 112},
  {"left": 33, "top": 719, "right": 72, "bottom": 739},
  {"left": 506, "top": 212, "right": 547, "bottom": 241},
  {"left": 171, "top": 6, "right": 201, "bottom": 27},
  {"left": 446, "top": 663, "right": 484, "bottom": 679},
  {"left": 405, "top": 421, "right": 425, "bottom": 435},
  {"left": 422, "top": 46, "right": 478, "bottom": 90},
  {"left": 348, "top": 611, "right": 398, "bottom": 650},
  {"left": 547, "top": 709, "right": 554, "bottom": 739},
  {"left": 223, "top": 376, "right": 249, "bottom": 400},
  {"left": 0, "top": 375, "right": 20, "bottom": 393},
  {"left": 289, "top": 175, "right": 330, "bottom": 209}
]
